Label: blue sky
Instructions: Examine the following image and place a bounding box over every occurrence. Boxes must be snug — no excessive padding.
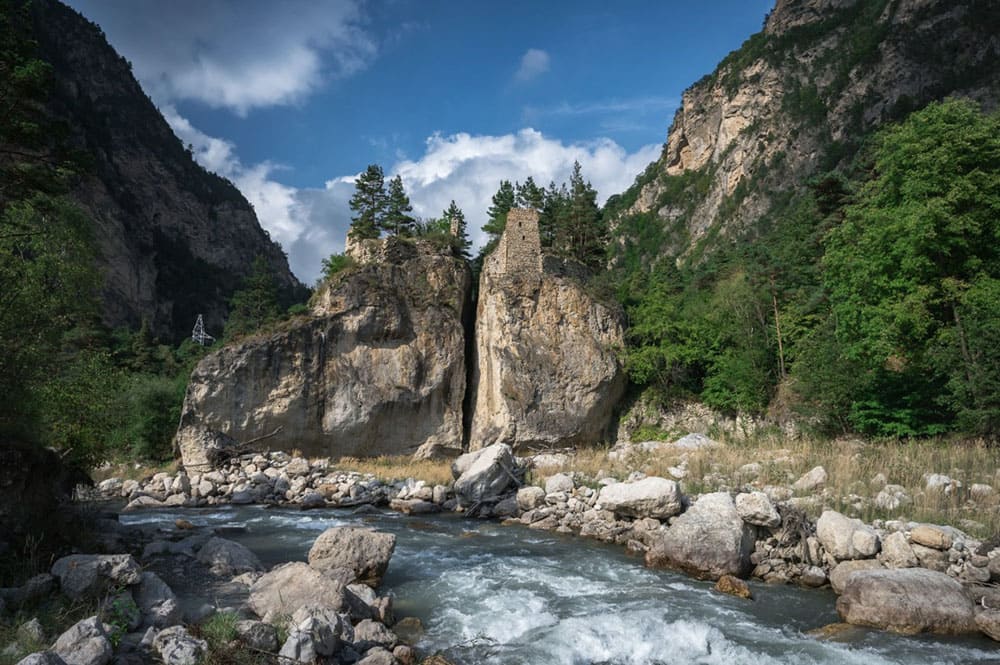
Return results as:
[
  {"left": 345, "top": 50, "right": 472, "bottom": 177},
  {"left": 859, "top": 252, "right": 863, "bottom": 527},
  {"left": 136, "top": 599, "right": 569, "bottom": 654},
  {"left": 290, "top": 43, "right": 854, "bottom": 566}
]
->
[{"left": 67, "top": 0, "right": 772, "bottom": 283}]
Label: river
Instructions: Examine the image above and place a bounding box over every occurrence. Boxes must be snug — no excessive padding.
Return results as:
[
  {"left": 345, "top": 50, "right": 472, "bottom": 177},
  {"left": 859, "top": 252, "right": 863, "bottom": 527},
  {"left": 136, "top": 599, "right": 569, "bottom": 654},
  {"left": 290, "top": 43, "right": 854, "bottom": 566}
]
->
[{"left": 120, "top": 505, "right": 1000, "bottom": 665}]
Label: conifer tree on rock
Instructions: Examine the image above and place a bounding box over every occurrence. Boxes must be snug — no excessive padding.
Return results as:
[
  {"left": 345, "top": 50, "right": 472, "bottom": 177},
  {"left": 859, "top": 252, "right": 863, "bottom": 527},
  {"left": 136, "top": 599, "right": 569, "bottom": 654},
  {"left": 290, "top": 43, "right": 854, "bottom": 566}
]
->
[
  {"left": 348, "top": 164, "right": 386, "bottom": 240},
  {"left": 383, "top": 174, "right": 415, "bottom": 236},
  {"left": 444, "top": 200, "right": 471, "bottom": 259}
]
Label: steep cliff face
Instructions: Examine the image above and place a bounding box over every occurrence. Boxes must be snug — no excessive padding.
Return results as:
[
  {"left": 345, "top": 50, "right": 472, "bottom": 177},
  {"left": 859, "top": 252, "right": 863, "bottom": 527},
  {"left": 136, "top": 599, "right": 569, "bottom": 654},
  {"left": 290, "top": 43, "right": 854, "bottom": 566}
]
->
[
  {"left": 174, "top": 240, "right": 471, "bottom": 471},
  {"left": 469, "top": 211, "right": 627, "bottom": 451},
  {"left": 614, "top": 0, "right": 999, "bottom": 260},
  {"left": 29, "top": 0, "right": 301, "bottom": 340}
]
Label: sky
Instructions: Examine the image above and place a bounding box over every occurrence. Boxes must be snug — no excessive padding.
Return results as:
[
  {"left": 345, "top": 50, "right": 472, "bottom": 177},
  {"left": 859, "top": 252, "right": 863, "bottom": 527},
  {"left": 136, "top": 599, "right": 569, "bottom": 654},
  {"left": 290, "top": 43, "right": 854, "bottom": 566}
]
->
[{"left": 66, "top": 0, "right": 772, "bottom": 284}]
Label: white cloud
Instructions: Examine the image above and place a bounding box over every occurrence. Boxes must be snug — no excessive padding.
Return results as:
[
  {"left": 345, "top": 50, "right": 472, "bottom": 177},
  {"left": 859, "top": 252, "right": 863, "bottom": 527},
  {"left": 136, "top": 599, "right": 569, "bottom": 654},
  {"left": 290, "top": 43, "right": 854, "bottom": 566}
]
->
[
  {"left": 515, "top": 48, "right": 550, "bottom": 82},
  {"left": 166, "top": 110, "right": 659, "bottom": 285},
  {"left": 75, "top": 0, "right": 375, "bottom": 115}
]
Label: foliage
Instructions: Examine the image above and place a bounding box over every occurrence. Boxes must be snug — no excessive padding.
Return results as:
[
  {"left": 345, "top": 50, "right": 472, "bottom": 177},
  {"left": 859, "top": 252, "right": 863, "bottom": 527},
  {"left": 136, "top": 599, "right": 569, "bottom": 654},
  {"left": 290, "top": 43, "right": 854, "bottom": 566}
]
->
[
  {"left": 223, "top": 256, "right": 282, "bottom": 340},
  {"left": 347, "top": 163, "right": 386, "bottom": 240},
  {"left": 319, "top": 252, "right": 356, "bottom": 283},
  {"left": 383, "top": 174, "right": 415, "bottom": 236},
  {"left": 443, "top": 200, "right": 471, "bottom": 258}
]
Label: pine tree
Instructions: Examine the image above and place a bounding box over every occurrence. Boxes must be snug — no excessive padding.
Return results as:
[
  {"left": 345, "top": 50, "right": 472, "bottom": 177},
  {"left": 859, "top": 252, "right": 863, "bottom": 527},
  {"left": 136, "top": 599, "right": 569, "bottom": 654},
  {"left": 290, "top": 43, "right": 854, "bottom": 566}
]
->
[
  {"left": 483, "top": 180, "right": 515, "bottom": 245},
  {"left": 383, "top": 175, "right": 415, "bottom": 236},
  {"left": 567, "top": 161, "right": 604, "bottom": 267},
  {"left": 224, "top": 256, "right": 281, "bottom": 339},
  {"left": 444, "top": 200, "right": 471, "bottom": 259},
  {"left": 348, "top": 164, "right": 386, "bottom": 240},
  {"left": 516, "top": 176, "right": 545, "bottom": 210}
]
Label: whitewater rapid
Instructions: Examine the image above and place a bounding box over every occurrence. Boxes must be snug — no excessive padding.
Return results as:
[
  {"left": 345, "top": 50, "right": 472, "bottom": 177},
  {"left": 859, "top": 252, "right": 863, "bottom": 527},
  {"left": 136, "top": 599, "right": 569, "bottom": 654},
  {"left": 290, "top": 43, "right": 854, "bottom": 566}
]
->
[{"left": 121, "top": 506, "right": 998, "bottom": 664}]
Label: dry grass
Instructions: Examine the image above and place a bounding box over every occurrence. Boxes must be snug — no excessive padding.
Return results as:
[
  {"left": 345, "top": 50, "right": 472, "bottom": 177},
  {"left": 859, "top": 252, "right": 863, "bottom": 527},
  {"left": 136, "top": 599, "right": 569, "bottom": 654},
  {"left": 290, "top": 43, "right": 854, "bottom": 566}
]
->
[
  {"left": 530, "top": 433, "right": 1000, "bottom": 538},
  {"left": 89, "top": 459, "right": 179, "bottom": 483},
  {"left": 333, "top": 455, "right": 455, "bottom": 486}
]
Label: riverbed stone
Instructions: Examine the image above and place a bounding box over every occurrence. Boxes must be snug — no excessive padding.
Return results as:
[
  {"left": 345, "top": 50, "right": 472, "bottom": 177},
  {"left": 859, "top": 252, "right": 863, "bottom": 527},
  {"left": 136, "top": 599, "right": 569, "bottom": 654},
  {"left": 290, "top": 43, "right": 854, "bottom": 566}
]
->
[
  {"left": 51, "top": 555, "right": 142, "bottom": 601},
  {"left": 52, "top": 617, "right": 111, "bottom": 665},
  {"left": 248, "top": 562, "right": 346, "bottom": 623},
  {"left": 196, "top": 537, "right": 263, "bottom": 577},
  {"left": 516, "top": 486, "right": 545, "bottom": 511},
  {"left": 816, "top": 510, "right": 880, "bottom": 561},
  {"left": 356, "top": 648, "right": 395, "bottom": 665},
  {"left": 16, "top": 654, "right": 67, "bottom": 665},
  {"left": 975, "top": 610, "right": 1000, "bottom": 641},
  {"left": 133, "top": 572, "right": 182, "bottom": 628},
  {"left": 353, "top": 619, "right": 398, "bottom": 650},
  {"left": 735, "top": 492, "right": 781, "bottom": 528},
  {"left": 545, "top": 473, "right": 574, "bottom": 494},
  {"left": 308, "top": 527, "right": 396, "bottom": 587},
  {"left": 836, "top": 568, "right": 976, "bottom": 634},
  {"left": 830, "top": 559, "right": 885, "bottom": 594},
  {"left": 453, "top": 444, "right": 518, "bottom": 505},
  {"left": 910, "top": 525, "right": 952, "bottom": 551},
  {"left": 152, "top": 626, "right": 207, "bottom": 665},
  {"left": 235, "top": 620, "right": 277, "bottom": 652},
  {"left": 715, "top": 575, "right": 752, "bottom": 599},
  {"left": 645, "top": 492, "right": 755, "bottom": 580},
  {"left": 597, "top": 477, "right": 682, "bottom": 520},
  {"left": 879, "top": 532, "right": 918, "bottom": 569}
]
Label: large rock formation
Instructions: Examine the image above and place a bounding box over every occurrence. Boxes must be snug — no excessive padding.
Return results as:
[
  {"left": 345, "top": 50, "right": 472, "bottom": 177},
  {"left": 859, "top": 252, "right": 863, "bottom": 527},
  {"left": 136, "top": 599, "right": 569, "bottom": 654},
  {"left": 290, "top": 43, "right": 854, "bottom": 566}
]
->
[
  {"left": 469, "top": 209, "right": 626, "bottom": 450},
  {"left": 28, "top": 0, "right": 302, "bottom": 340},
  {"left": 612, "top": 0, "right": 999, "bottom": 263},
  {"left": 174, "top": 239, "right": 471, "bottom": 471}
]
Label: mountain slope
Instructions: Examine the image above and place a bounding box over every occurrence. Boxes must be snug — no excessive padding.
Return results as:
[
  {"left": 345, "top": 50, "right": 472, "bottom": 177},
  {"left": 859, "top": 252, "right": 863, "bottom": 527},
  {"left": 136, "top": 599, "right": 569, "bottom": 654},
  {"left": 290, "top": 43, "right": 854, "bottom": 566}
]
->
[
  {"left": 29, "top": 0, "right": 303, "bottom": 341},
  {"left": 608, "top": 0, "right": 999, "bottom": 266}
]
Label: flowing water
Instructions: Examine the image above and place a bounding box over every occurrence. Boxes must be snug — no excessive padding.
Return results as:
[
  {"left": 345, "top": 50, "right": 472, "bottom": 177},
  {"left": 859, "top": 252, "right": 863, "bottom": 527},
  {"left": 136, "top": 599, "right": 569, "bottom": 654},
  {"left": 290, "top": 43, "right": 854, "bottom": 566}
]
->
[{"left": 120, "top": 506, "right": 1000, "bottom": 665}]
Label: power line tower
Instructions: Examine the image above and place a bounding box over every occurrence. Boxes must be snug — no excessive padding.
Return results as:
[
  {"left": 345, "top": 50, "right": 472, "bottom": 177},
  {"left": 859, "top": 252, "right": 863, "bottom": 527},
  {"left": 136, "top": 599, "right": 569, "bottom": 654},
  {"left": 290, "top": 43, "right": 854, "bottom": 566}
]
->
[{"left": 192, "top": 314, "right": 215, "bottom": 346}]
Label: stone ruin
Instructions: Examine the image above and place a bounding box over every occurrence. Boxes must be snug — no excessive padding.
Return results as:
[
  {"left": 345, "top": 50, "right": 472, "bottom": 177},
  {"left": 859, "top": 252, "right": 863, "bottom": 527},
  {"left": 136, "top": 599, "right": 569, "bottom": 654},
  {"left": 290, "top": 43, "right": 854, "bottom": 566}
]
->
[{"left": 495, "top": 208, "right": 543, "bottom": 275}]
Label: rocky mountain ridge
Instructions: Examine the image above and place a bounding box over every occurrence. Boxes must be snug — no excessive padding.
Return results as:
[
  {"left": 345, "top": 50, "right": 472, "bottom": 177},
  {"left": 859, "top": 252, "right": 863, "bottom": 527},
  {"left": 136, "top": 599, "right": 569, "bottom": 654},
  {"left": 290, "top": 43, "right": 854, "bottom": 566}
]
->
[
  {"left": 613, "top": 0, "right": 999, "bottom": 262},
  {"left": 29, "top": 0, "right": 302, "bottom": 340}
]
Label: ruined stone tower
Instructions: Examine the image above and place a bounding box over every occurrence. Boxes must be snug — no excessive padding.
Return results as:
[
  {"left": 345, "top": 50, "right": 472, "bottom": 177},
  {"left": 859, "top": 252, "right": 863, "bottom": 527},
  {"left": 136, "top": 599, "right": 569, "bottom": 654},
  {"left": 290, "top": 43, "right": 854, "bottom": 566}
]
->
[{"left": 496, "top": 208, "right": 542, "bottom": 275}]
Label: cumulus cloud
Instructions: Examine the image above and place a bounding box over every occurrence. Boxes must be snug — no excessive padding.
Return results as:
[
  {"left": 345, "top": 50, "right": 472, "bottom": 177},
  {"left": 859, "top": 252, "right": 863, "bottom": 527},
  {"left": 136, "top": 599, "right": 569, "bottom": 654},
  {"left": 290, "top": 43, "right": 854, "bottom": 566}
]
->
[
  {"left": 166, "top": 109, "right": 659, "bottom": 284},
  {"left": 75, "top": 0, "right": 375, "bottom": 115},
  {"left": 514, "top": 48, "right": 550, "bottom": 82}
]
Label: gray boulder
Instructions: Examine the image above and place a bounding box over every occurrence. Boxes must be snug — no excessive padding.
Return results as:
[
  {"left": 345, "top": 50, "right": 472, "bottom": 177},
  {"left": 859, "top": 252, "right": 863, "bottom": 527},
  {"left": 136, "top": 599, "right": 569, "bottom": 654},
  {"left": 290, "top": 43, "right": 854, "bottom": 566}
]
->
[
  {"left": 52, "top": 617, "right": 112, "bottom": 665},
  {"left": 879, "top": 532, "right": 918, "bottom": 569},
  {"left": 356, "top": 647, "right": 396, "bottom": 665},
  {"left": 248, "top": 562, "right": 346, "bottom": 623},
  {"left": 645, "top": 492, "right": 755, "bottom": 580},
  {"left": 976, "top": 610, "right": 1000, "bottom": 641},
  {"left": 308, "top": 527, "right": 396, "bottom": 587},
  {"left": 829, "top": 559, "right": 884, "bottom": 594},
  {"left": 544, "top": 473, "right": 574, "bottom": 494},
  {"left": 597, "top": 477, "right": 682, "bottom": 520},
  {"left": 16, "top": 654, "right": 67, "bottom": 665},
  {"left": 235, "top": 620, "right": 278, "bottom": 652},
  {"left": 836, "top": 568, "right": 976, "bottom": 634},
  {"left": 816, "top": 510, "right": 880, "bottom": 561},
  {"left": 792, "top": 466, "right": 827, "bottom": 493},
  {"left": 51, "top": 555, "right": 142, "bottom": 601},
  {"left": 152, "top": 626, "right": 207, "bottom": 665},
  {"left": 352, "top": 619, "right": 398, "bottom": 650},
  {"left": 735, "top": 492, "right": 781, "bottom": 528},
  {"left": 195, "top": 538, "right": 263, "bottom": 577},
  {"left": 453, "top": 444, "right": 518, "bottom": 505},
  {"left": 516, "top": 486, "right": 545, "bottom": 511},
  {"left": 133, "top": 573, "right": 182, "bottom": 628}
]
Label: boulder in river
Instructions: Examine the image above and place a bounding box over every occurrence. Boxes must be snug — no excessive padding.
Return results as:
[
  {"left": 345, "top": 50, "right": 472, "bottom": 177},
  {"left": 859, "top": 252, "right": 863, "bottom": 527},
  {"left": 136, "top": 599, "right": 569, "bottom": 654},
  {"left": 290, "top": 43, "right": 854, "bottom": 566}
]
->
[
  {"left": 195, "top": 537, "right": 264, "bottom": 577},
  {"left": 836, "top": 568, "right": 977, "bottom": 634},
  {"left": 452, "top": 444, "right": 519, "bottom": 506},
  {"left": 308, "top": 527, "right": 396, "bottom": 587},
  {"left": 248, "top": 562, "right": 347, "bottom": 623},
  {"left": 597, "top": 477, "right": 683, "bottom": 520},
  {"left": 645, "top": 492, "right": 756, "bottom": 580}
]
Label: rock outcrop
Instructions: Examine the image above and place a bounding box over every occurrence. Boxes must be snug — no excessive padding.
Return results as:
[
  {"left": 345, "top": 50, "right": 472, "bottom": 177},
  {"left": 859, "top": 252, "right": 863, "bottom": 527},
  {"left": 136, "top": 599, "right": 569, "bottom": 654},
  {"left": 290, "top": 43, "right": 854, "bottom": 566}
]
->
[
  {"left": 29, "top": 0, "right": 302, "bottom": 340},
  {"left": 613, "top": 0, "right": 999, "bottom": 266},
  {"left": 174, "top": 239, "right": 471, "bottom": 471},
  {"left": 469, "top": 209, "right": 626, "bottom": 450}
]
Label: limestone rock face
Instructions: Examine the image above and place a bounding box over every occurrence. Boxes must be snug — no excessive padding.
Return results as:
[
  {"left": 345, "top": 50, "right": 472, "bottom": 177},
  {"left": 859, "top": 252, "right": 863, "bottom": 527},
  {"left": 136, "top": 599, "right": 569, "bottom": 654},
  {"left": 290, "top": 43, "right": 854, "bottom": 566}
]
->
[
  {"left": 175, "top": 240, "right": 471, "bottom": 471},
  {"left": 645, "top": 492, "right": 756, "bottom": 580},
  {"left": 836, "top": 568, "right": 977, "bottom": 634},
  {"left": 469, "top": 212, "right": 626, "bottom": 450},
  {"left": 616, "top": 0, "right": 999, "bottom": 268}
]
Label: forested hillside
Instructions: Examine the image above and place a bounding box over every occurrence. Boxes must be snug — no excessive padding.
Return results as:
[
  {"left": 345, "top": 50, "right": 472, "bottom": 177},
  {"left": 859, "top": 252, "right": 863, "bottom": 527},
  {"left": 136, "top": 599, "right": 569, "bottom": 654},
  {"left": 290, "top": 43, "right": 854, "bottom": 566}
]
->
[{"left": 604, "top": 0, "right": 1000, "bottom": 437}]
